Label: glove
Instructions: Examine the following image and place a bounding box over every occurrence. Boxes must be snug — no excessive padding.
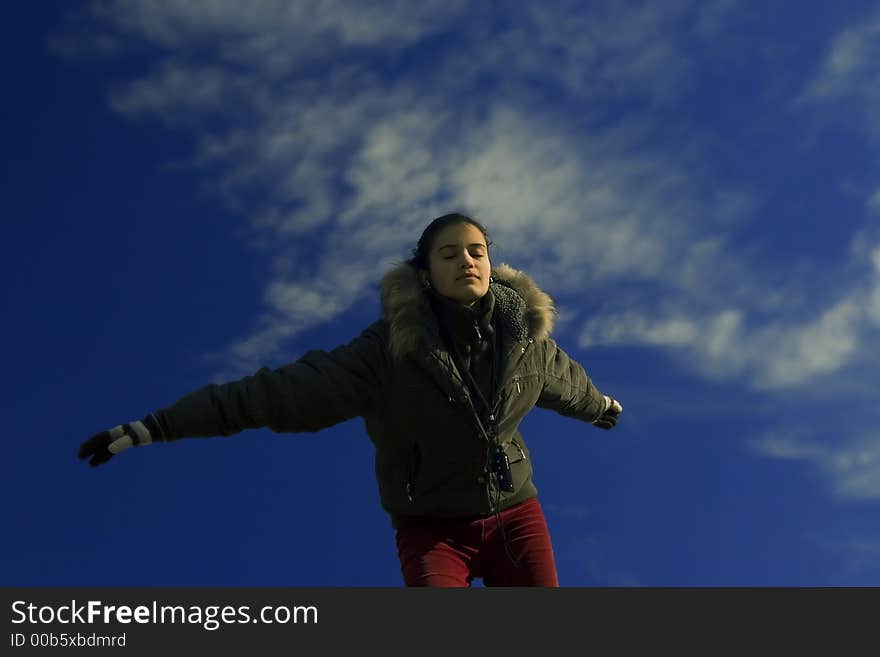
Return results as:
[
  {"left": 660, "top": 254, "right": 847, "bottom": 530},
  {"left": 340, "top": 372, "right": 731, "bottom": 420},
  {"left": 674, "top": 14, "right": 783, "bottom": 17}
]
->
[
  {"left": 78, "top": 414, "right": 163, "bottom": 467},
  {"left": 592, "top": 395, "right": 623, "bottom": 430}
]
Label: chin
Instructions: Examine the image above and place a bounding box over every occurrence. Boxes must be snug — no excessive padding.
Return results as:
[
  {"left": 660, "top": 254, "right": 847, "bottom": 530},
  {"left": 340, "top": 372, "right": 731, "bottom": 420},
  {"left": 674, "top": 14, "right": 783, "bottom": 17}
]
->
[
  {"left": 440, "top": 283, "right": 487, "bottom": 305},
  {"left": 462, "top": 291, "right": 487, "bottom": 305}
]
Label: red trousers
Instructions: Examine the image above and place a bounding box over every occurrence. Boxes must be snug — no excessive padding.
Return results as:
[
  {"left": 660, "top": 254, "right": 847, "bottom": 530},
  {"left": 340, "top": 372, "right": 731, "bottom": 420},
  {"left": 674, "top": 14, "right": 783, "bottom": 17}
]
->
[{"left": 395, "top": 497, "right": 559, "bottom": 587}]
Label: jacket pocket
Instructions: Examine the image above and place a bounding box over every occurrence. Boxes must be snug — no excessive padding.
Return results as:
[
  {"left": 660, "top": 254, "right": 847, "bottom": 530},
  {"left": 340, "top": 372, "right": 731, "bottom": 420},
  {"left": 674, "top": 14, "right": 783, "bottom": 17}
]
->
[
  {"left": 503, "top": 438, "right": 531, "bottom": 491},
  {"left": 406, "top": 442, "right": 422, "bottom": 503},
  {"left": 511, "top": 373, "right": 539, "bottom": 395},
  {"left": 507, "top": 438, "right": 527, "bottom": 465}
]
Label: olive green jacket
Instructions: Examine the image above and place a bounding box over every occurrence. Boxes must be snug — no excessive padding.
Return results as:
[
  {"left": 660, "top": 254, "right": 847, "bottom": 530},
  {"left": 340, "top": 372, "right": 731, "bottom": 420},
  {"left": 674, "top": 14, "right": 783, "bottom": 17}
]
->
[{"left": 154, "top": 263, "right": 611, "bottom": 526}]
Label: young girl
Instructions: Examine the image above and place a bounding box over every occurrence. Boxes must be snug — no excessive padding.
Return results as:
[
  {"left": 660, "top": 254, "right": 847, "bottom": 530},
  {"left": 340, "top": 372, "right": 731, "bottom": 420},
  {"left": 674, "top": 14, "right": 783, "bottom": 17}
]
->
[{"left": 79, "top": 213, "right": 623, "bottom": 586}]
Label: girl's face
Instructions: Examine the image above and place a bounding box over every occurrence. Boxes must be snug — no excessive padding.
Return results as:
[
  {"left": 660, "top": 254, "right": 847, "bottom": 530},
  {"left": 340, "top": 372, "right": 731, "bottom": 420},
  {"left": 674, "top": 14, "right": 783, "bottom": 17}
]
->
[{"left": 424, "top": 222, "right": 491, "bottom": 305}]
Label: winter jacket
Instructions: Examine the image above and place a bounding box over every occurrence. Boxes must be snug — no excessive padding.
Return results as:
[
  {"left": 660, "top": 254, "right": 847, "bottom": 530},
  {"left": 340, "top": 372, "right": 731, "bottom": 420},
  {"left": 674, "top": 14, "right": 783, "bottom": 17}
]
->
[{"left": 152, "top": 262, "right": 611, "bottom": 527}]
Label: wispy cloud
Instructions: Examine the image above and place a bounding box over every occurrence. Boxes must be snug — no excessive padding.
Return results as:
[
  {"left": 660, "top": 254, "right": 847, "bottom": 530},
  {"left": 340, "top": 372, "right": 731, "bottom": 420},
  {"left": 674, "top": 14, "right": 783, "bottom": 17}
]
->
[
  {"left": 811, "top": 535, "right": 880, "bottom": 582},
  {"left": 802, "top": 12, "right": 880, "bottom": 102},
  {"left": 503, "top": 0, "right": 697, "bottom": 106},
  {"left": 800, "top": 8, "right": 880, "bottom": 139},
  {"left": 750, "top": 430, "right": 880, "bottom": 501},
  {"left": 55, "top": 3, "right": 880, "bottom": 420},
  {"left": 59, "top": 1, "right": 761, "bottom": 372},
  {"left": 579, "top": 280, "right": 879, "bottom": 390},
  {"left": 108, "top": 63, "right": 239, "bottom": 119},
  {"left": 90, "top": 0, "right": 469, "bottom": 57}
]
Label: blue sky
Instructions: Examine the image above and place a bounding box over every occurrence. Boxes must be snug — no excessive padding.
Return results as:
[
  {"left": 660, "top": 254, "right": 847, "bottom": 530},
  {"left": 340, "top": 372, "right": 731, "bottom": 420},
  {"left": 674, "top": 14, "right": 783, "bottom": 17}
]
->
[{"left": 4, "top": 0, "right": 880, "bottom": 586}]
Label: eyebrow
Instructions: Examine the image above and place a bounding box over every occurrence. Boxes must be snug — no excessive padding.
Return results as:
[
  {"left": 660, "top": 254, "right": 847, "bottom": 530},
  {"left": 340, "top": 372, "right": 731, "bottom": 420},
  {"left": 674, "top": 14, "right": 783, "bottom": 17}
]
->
[{"left": 437, "top": 242, "right": 487, "bottom": 251}]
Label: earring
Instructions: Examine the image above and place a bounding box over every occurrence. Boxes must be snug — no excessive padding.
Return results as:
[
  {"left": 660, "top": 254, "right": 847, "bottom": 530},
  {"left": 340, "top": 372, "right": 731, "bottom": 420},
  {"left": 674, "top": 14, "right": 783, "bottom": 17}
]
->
[
  {"left": 489, "top": 276, "right": 494, "bottom": 284},
  {"left": 422, "top": 278, "right": 431, "bottom": 290}
]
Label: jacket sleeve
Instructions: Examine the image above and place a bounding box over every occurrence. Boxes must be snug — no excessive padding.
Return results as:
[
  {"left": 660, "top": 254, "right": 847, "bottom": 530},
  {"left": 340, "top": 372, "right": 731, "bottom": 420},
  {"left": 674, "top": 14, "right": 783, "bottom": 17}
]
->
[
  {"left": 154, "top": 321, "right": 389, "bottom": 440},
  {"left": 535, "top": 338, "right": 608, "bottom": 424}
]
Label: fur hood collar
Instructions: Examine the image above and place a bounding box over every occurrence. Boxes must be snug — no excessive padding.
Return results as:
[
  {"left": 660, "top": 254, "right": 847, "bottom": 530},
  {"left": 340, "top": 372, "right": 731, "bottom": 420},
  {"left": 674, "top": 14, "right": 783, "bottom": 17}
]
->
[{"left": 379, "top": 262, "right": 556, "bottom": 361}]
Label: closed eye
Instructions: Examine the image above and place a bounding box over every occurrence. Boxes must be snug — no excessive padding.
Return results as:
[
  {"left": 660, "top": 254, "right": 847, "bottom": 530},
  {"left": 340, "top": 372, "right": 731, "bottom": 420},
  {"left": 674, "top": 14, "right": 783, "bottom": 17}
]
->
[{"left": 443, "top": 253, "right": 484, "bottom": 260}]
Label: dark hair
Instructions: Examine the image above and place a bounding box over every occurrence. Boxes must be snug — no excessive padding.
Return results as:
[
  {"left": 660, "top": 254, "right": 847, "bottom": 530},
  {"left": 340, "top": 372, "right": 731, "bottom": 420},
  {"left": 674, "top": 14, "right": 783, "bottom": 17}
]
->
[{"left": 407, "top": 213, "right": 493, "bottom": 270}]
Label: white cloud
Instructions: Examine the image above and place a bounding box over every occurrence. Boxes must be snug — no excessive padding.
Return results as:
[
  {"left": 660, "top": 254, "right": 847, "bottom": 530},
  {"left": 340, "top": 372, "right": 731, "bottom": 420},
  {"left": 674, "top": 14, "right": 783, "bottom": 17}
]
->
[
  {"left": 58, "top": 0, "right": 879, "bottom": 395},
  {"left": 803, "top": 16, "right": 880, "bottom": 101},
  {"left": 341, "top": 109, "right": 452, "bottom": 223},
  {"left": 749, "top": 433, "right": 824, "bottom": 462},
  {"left": 758, "top": 299, "right": 860, "bottom": 388},
  {"left": 750, "top": 431, "right": 880, "bottom": 501},
  {"left": 91, "top": 0, "right": 467, "bottom": 53},
  {"left": 518, "top": 0, "right": 695, "bottom": 105},
  {"left": 580, "top": 299, "right": 871, "bottom": 390},
  {"left": 577, "top": 235, "right": 880, "bottom": 390},
  {"left": 580, "top": 307, "right": 751, "bottom": 380},
  {"left": 108, "top": 63, "right": 239, "bottom": 119},
  {"left": 801, "top": 9, "right": 880, "bottom": 138},
  {"left": 580, "top": 312, "right": 699, "bottom": 348},
  {"left": 447, "top": 108, "right": 755, "bottom": 298}
]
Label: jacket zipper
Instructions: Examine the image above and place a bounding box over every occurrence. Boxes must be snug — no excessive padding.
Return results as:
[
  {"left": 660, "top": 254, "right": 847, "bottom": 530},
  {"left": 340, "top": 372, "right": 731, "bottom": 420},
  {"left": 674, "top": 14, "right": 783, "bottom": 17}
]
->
[
  {"left": 489, "top": 337, "right": 534, "bottom": 417},
  {"left": 418, "top": 336, "right": 535, "bottom": 511}
]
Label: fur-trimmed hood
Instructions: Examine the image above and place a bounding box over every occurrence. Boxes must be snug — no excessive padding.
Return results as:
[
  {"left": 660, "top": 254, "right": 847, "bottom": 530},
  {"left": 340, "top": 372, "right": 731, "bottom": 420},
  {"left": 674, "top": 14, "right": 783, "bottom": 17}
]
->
[{"left": 379, "top": 262, "right": 557, "bottom": 362}]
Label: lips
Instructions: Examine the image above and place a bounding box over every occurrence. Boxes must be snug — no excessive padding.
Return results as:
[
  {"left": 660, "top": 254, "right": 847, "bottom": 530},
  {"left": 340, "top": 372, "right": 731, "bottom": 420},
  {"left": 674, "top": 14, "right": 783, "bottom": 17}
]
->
[{"left": 458, "top": 274, "right": 479, "bottom": 280}]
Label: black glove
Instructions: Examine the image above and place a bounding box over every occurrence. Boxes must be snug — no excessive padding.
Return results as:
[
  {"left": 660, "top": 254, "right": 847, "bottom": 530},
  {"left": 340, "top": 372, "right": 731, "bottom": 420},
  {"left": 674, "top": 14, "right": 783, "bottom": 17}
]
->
[
  {"left": 592, "top": 395, "right": 623, "bottom": 430},
  {"left": 78, "top": 414, "right": 163, "bottom": 467}
]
